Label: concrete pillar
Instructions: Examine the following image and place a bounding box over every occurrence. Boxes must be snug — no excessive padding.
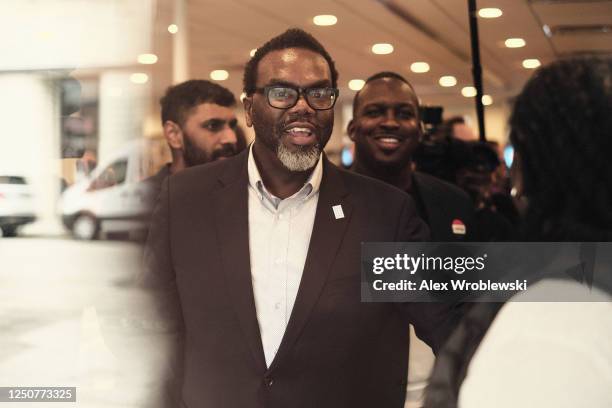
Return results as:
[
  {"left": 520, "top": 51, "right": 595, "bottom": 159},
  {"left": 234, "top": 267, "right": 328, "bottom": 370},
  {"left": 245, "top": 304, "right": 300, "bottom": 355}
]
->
[
  {"left": 0, "top": 74, "right": 62, "bottom": 235},
  {"left": 172, "top": 0, "right": 189, "bottom": 84}
]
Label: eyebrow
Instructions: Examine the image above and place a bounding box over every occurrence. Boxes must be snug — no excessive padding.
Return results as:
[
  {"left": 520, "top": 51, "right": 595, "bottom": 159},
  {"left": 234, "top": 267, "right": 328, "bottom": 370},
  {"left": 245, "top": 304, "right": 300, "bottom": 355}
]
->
[{"left": 264, "top": 78, "right": 332, "bottom": 88}]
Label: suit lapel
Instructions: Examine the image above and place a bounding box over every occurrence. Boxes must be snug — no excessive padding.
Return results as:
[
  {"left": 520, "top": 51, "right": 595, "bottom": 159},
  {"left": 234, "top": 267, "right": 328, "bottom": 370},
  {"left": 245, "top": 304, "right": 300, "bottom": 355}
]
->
[
  {"left": 213, "top": 152, "right": 267, "bottom": 372},
  {"left": 269, "top": 158, "right": 352, "bottom": 371}
]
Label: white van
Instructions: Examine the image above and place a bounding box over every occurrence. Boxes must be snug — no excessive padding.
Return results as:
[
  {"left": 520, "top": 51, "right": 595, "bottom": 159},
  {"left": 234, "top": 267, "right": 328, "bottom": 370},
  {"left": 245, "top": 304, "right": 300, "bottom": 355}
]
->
[{"left": 60, "top": 140, "right": 158, "bottom": 240}]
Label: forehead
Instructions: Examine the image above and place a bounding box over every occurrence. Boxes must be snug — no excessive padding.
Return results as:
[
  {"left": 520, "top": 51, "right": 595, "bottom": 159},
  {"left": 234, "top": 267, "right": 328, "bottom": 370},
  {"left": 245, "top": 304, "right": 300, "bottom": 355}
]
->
[
  {"left": 256, "top": 47, "right": 331, "bottom": 86},
  {"left": 186, "top": 102, "right": 236, "bottom": 121},
  {"left": 356, "top": 78, "right": 418, "bottom": 112}
]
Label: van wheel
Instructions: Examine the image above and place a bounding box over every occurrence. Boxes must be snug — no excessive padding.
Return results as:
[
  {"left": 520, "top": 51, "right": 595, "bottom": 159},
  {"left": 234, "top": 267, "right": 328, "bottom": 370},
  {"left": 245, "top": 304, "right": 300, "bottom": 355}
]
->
[
  {"left": 72, "top": 214, "right": 99, "bottom": 240},
  {"left": 1, "top": 226, "right": 17, "bottom": 237}
]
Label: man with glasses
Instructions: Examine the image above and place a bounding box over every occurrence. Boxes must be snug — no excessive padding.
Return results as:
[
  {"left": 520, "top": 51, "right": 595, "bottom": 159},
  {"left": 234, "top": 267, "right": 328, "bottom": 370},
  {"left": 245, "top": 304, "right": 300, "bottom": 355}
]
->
[{"left": 144, "top": 28, "right": 460, "bottom": 408}]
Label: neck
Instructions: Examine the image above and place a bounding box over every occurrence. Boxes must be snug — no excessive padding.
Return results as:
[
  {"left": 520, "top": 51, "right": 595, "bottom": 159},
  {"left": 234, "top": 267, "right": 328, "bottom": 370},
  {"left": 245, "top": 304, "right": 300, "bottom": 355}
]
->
[
  {"left": 252, "top": 140, "right": 314, "bottom": 199},
  {"left": 169, "top": 156, "right": 186, "bottom": 175},
  {"left": 352, "top": 158, "right": 413, "bottom": 192}
]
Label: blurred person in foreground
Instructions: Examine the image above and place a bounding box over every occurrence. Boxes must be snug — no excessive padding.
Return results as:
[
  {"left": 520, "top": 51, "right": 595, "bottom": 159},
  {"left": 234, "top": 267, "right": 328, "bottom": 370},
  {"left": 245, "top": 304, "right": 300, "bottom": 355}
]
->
[
  {"left": 425, "top": 57, "right": 612, "bottom": 408},
  {"left": 147, "top": 79, "right": 240, "bottom": 197},
  {"left": 348, "top": 72, "right": 475, "bottom": 241},
  {"left": 142, "top": 28, "right": 469, "bottom": 408}
]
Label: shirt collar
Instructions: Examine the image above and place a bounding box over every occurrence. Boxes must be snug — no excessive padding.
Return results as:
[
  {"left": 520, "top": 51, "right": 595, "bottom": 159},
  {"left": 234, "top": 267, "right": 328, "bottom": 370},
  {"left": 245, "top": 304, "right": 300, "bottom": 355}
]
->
[{"left": 247, "top": 143, "right": 324, "bottom": 205}]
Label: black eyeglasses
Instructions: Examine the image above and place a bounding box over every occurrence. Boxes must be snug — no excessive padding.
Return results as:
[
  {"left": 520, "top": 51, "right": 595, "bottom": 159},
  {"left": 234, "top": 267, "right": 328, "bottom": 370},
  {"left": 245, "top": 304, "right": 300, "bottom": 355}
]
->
[{"left": 255, "top": 85, "right": 339, "bottom": 110}]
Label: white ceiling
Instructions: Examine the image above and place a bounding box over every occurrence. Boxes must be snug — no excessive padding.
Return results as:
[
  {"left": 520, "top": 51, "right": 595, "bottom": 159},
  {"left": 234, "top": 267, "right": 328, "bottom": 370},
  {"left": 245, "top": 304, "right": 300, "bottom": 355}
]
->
[{"left": 163, "top": 0, "right": 612, "bottom": 109}]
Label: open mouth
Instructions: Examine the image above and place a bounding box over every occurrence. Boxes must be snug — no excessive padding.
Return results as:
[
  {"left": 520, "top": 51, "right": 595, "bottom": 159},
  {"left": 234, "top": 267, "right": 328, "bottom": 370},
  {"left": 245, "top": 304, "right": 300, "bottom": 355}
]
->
[
  {"left": 373, "top": 135, "right": 403, "bottom": 150},
  {"left": 284, "top": 124, "right": 317, "bottom": 146}
]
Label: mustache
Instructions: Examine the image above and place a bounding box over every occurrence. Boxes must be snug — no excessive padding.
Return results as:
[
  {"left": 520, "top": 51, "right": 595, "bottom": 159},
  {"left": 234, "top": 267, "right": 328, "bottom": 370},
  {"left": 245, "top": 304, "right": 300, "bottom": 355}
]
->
[{"left": 211, "top": 144, "right": 237, "bottom": 160}]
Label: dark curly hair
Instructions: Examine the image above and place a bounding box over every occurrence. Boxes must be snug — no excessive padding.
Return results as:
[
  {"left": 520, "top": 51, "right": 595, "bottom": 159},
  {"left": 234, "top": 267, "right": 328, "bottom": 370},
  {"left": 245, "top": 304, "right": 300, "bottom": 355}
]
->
[
  {"left": 160, "top": 79, "right": 236, "bottom": 126},
  {"left": 243, "top": 28, "right": 338, "bottom": 96},
  {"left": 510, "top": 57, "right": 612, "bottom": 241}
]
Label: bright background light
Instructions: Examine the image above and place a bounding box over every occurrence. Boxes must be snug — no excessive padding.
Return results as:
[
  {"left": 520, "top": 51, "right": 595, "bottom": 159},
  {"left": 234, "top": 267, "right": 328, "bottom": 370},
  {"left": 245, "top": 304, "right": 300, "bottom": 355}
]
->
[
  {"left": 504, "top": 38, "right": 526, "bottom": 48},
  {"left": 249, "top": 48, "right": 257, "bottom": 57},
  {"left": 523, "top": 59, "right": 541, "bottom": 69},
  {"left": 410, "top": 62, "right": 430, "bottom": 73},
  {"left": 210, "top": 70, "right": 229, "bottom": 81},
  {"left": 482, "top": 95, "right": 493, "bottom": 106},
  {"left": 137, "top": 53, "right": 158, "bottom": 64},
  {"left": 439, "top": 76, "right": 457, "bottom": 87},
  {"left": 167, "top": 24, "right": 178, "bottom": 34},
  {"left": 478, "top": 8, "right": 503, "bottom": 18},
  {"left": 461, "top": 86, "right": 477, "bottom": 97},
  {"left": 129, "top": 73, "right": 149, "bottom": 84},
  {"left": 313, "top": 15, "right": 337, "bottom": 26},
  {"left": 371, "top": 43, "right": 394, "bottom": 55},
  {"left": 348, "top": 79, "right": 365, "bottom": 91}
]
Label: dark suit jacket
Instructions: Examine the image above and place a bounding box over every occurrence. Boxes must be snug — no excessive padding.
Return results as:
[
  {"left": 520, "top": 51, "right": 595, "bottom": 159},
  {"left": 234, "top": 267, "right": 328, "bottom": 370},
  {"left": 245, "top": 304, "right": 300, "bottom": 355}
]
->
[
  {"left": 413, "top": 172, "right": 475, "bottom": 241},
  {"left": 144, "top": 150, "right": 462, "bottom": 408}
]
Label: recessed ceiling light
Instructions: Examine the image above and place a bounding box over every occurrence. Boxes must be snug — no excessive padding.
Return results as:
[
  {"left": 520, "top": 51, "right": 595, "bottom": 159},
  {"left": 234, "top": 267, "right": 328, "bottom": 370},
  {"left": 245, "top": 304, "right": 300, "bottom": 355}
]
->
[
  {"left": 371, "top": 43, "right": 394, "bottom": 55},
  {"left": 478, "top": 8, "right": 503, "bottom": 18},
  {"left": 522, "top": 59, "right": 541, "bottom": 69},
  {"left": 210, "top": 70, "right": 229, "bottom": 81},
  {"left": 439, "top": 76, "right": 457, "bottom": 87},
  {"left": 137, "top": 53, "right": 158, "bottom": 64},
  {"left": 504, "top": 38, "right": 526, "bottom": 48},
  {"left": 250, "top": 48, "right": 257, "bottom": 57},
  {"left": 461, "top": 86, "right": 477, "bottom": 97},
  {"left": 130, "top": 73, "right": 149, "bottom": 84},
  {"left": 410, "top": 62, "right": 430, "bottom": 73},
  {"left": 313, "top": 15, "right": 338, "bottom": 26},
  {"left": 348, "top": 79, "right": 365, "bottom": 91},
  {"left": 167, "top": 24, "right": 178, "bottom": 34},
  {"left": 482, "top": 95, "right": 493, "bottom": 106}
]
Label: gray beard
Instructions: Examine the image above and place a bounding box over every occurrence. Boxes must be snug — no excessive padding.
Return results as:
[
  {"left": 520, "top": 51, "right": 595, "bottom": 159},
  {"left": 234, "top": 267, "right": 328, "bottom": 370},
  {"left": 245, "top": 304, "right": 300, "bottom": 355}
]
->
[{"left": 276, "top": 142, "right": 321, "bottom": 172}]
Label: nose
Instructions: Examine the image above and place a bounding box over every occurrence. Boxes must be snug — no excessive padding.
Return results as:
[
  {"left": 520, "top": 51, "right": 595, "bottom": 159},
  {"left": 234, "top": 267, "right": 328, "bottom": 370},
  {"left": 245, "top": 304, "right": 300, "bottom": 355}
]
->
[
  {"left": 380, "top": 110, "right": 399, "bottom": 129},
  {"left": 220, "top": 126, "right": 237, "bottom": 147},
  {"left": 288, "top": 93, "right": 315, "bottom": 116}
]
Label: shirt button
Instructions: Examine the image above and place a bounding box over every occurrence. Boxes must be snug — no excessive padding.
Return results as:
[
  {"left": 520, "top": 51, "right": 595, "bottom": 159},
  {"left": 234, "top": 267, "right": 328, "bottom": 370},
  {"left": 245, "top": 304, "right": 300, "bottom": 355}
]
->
[{"left": 274, "top": 302, "right": 281, "bottom": 310}]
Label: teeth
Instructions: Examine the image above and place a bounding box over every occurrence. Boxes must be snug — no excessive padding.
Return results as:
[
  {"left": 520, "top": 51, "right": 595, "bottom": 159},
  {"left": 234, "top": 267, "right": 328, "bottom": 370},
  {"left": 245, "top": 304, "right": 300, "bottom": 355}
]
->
[
  {"left": 379, "top": 138, "right": 399, "bottom": 143},
  {"left": 288, "top": 127, "right": 312, "bottom": 135}
]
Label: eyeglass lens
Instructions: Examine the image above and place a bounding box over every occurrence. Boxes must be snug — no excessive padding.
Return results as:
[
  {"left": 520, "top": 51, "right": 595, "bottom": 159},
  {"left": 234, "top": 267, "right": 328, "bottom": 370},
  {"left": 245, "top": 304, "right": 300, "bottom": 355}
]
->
[{"left": 268, "top": 87, "right": 336, "bottom": 110}]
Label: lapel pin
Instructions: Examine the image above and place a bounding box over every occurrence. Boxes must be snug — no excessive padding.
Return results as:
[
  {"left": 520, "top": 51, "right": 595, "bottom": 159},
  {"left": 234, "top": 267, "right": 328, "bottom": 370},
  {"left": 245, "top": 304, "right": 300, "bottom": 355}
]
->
[
  {"left": 451, "top": 219, "right": 466, "bottom": 235},
  {"left": 332, "top": 205, "right": 344, "bottom": 220}
]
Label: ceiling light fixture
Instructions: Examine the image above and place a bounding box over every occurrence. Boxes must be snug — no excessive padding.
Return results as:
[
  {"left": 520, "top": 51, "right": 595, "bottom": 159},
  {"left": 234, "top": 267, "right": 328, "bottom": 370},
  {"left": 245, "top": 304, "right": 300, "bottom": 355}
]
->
[
  {"left": 371, "top": 43, "right": 394, "bottom": 55},
  {"left": 130, "top": 73, "right": 149, "bottom": 84},
  {"left": 348, "top": 79, "right": 365, "bottom": 91},
  {"left": 410, "top": 62, "right": 430, "bottom": 73},
  {"left": 313, "top": 15, "right": 338, "bottom": 26},
  {"left": 522, "top": 59, "right": 541, "bottom": 69},
  {"left": 482, "top": 95, "right": 493, "bottom": 106},
  {"left": 439, "top": 76, "right": 457, "bottom": 87},
  {"left": 478, "top": 8, "right": 503, "bottom": 18},
  {"left": 504, "top": 38, "right": 526, "bottom": 48},
  {"left": 461, "top": 86, "right": 477, "bottom": 97},
  {"left": 168, "top": 24, "right": 178, "bottom": 34},
  {"left": 210, "top": 70, "right": 229, "bottom": 81},
  {"left": 137, "top": 53, "right": 158, "bottom": 64}
]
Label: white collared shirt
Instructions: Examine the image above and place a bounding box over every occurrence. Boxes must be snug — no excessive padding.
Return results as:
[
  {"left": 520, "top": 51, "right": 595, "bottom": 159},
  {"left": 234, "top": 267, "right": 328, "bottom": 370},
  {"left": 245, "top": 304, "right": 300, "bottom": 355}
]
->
[{"left": 247, "top": 144, "right": 323, "bottom": 367}]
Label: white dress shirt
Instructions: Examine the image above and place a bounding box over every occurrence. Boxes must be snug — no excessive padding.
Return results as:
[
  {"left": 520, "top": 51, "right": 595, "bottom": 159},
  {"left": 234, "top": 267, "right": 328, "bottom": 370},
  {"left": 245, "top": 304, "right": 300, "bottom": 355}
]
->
[{"left": 247, "top": 145, "right": 323, "bottom": 367}]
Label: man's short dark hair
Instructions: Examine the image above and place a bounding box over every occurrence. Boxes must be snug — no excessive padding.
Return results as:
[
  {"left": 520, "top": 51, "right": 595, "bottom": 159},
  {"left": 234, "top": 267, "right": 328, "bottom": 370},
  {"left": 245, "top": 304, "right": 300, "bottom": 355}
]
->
[
  {"left": 160, "top": 80, "right": 236, "bottom": 126},
  {"left": 352, "top": 71, "right": 418, "bottom": 116},
  {"left": 243, "top": 28, "right": 339, "bottom": 96}
]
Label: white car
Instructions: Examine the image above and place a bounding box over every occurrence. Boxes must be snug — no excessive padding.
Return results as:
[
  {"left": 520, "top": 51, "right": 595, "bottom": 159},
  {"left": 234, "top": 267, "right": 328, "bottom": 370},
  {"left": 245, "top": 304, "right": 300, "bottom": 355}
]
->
[
  {"left": 0, "top": 175, "right": 37, "bottom": 237},
  {"left": 61, "top": 140, "right": 156, "bottom": 240}
]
